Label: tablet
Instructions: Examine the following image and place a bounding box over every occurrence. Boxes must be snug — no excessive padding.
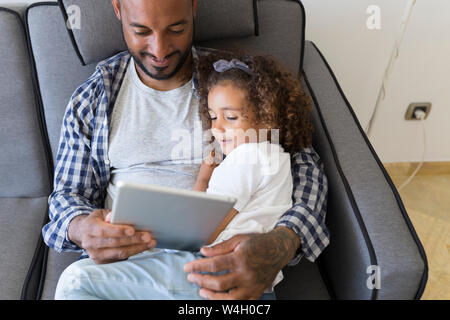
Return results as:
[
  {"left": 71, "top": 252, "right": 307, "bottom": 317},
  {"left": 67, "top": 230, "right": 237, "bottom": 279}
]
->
[{"left": 110, "top": 181, "right": 237, "bottom": 251}]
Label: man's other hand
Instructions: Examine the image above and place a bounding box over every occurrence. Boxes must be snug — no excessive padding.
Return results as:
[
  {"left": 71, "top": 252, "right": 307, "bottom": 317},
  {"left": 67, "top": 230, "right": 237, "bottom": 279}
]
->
[
  {"left": 183, "top": 227, "right": 300, "bottom": 300},
  {"left": 68, "top": 209, "right": 156, "bottom": 264}
]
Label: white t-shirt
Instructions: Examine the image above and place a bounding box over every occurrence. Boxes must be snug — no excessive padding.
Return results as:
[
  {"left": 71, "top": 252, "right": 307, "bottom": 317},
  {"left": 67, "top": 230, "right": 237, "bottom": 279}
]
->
[
  {"left": 206, "top": 141, "right": 293, "bottom": 290},
  {"left": 105, "top": 57, "right": 209, "bottom": 210}
]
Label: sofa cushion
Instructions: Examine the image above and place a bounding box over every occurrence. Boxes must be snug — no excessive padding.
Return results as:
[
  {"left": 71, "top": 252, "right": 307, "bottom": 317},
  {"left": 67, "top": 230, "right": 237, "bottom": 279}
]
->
[
  {"left": 275, "top": 260, "right": 330, "bottom": 299},
  {"left": 40, "top": 250, "right": 81, "bottom": 300},
  {"left": 0, "top": 197, "right": 49, "bottom": 300}
]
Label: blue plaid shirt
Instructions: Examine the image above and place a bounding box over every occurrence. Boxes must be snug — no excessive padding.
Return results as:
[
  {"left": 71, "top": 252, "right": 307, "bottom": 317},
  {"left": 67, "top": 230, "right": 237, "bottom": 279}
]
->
[{"left": 42, "top": 47, "right": 330, "bottom": 263}]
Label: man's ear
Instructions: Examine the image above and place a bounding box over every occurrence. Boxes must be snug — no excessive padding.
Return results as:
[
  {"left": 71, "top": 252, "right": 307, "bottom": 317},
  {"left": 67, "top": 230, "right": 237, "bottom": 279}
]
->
[
  {"left": 192, "top": 0, "right": 198, "bottom": 19},
  {"left": 112, "top": 0, "right": 121, "bottom": 20}
]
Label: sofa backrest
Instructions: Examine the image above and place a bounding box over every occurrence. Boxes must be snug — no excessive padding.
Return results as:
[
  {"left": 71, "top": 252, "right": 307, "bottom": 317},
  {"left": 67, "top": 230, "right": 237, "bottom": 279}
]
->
[
  {"left": 26, "top": 3, "right": 97, "bottom": 164},
  {"left": 58, "top": 0, "right": 305, "bottom": 73},
  {"left": 27, "top": 0, "right": 306, "bottom": 165},
  {"left": 59, "top": 0, "right": 260, "bottom": 65},
  {"left": 0, "top": 7, "right": 52, "bottom": 300}
]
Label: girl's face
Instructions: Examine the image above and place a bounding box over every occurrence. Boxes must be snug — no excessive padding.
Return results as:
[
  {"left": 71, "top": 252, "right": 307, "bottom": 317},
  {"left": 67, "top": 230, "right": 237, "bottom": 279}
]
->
[{"left": 207, "top": 83, "right": 259, "bottom": 155}]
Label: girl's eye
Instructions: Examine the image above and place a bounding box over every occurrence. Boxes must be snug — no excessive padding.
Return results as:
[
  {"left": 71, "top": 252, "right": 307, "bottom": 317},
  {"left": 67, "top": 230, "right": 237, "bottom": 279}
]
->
[
  {"left": 226, "top": 117, "right": 238, "bottom": 121},
  {"left": 210, "top": 116, "right": 217, "bottom": 121}
]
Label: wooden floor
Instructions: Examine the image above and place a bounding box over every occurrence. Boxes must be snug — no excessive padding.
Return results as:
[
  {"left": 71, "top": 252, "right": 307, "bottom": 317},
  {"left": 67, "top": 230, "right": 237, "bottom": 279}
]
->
[{"left": 384, "top": 162, "right": 450, "bottom": 300}]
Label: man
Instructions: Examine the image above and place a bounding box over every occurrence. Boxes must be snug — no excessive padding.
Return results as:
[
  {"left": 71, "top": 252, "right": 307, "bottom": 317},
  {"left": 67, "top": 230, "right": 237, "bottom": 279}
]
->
[{"left": 43, "top": 0, "right": 329, "bottom": 299}]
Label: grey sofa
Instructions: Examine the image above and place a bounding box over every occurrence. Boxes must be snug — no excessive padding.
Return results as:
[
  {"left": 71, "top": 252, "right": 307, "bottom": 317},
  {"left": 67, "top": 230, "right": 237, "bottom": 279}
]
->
[{"left": 0, "top": 0, "right": 427, "bottom": 300}]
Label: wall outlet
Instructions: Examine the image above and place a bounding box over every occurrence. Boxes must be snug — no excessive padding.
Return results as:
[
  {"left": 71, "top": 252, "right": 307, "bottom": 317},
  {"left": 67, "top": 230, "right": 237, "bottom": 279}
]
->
[{"left": 405, "top": 102, "right": 432, "bottom": 120}]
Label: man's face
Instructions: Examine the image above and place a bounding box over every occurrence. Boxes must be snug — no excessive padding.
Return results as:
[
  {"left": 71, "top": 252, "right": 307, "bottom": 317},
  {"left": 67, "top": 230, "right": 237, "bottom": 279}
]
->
[{"left": 113, "top": 0, "right": 196, "bottom": 81}]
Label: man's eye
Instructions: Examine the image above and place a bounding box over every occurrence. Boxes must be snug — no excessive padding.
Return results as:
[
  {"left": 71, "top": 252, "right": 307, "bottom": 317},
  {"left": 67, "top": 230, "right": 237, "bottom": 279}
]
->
[
  {"left": 135, "top": 30, "right": 151, "bottom": 36},
  {"left": 171, "top": 29, "right": 185, "bottom": 34}
]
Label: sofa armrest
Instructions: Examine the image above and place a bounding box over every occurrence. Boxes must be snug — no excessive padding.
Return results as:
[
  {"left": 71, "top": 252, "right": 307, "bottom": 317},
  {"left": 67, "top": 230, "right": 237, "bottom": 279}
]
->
[{"left": 302, "top": 41, "right": 427, "bottom": 300}]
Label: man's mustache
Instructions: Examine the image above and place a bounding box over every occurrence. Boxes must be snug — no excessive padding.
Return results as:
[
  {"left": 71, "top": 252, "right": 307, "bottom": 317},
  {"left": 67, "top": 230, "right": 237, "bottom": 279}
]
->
[{"left": 141, "top": 51, "right": 181, "bottom": 60}]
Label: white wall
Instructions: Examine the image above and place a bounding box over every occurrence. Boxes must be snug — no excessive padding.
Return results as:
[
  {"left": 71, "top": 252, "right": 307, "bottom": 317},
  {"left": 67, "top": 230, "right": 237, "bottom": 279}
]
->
[
  {"left": 1, "top": 0, "right": 449, "bottom": 162},
  {"left": 302, "top": 0, "right": 450, "bottom": 162}
]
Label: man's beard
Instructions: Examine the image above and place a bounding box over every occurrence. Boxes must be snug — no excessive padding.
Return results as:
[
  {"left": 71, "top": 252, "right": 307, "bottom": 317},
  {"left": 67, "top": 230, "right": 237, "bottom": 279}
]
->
[{"left": 131, "top": 46, "right": 192, "bottom": 81}]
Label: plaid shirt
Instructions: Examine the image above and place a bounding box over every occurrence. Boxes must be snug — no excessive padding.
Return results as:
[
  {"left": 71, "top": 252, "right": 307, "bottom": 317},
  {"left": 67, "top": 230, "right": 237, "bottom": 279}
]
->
[{"left": 42, "top": 47, "right": 330, "bottom": 263}]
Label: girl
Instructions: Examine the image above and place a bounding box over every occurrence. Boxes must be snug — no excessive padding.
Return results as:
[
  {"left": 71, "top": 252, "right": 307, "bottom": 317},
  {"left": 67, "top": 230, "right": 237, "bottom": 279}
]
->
[
  {"left": 55, "top": 51, "right": 314, "bottom": 300},
  {"left": 193, "top": 51, "right": 314, "bottom": 249}
]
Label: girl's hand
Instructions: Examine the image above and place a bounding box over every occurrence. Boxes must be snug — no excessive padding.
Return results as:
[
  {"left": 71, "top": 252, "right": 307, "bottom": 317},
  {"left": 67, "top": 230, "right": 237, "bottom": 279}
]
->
[
  {"left": 193, "top": 149, "right": 221, "bottom": 192},
  {"left": 205, "top": 149, "right": 221, "bottom": 167}
]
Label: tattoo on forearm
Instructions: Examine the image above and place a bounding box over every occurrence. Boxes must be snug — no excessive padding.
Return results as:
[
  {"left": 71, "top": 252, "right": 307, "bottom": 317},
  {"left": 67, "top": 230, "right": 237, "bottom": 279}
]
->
[{"left": 243, "top": 228, "right": 300, "bottom": 286}]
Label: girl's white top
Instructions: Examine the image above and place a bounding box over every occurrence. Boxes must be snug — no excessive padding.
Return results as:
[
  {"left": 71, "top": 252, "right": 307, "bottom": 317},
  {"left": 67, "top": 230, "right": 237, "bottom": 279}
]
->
[{"left": 206, "top": 141, "right": 293, "bottom": 291}]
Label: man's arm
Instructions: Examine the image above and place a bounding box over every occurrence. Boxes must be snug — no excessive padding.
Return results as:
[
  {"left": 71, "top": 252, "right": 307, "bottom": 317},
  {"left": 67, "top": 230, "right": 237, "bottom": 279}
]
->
[
  {"left": 184, "top": 226, "right": 300, "bottom": 300},
  {"left": 275, "top": 147, "right": 330, "bottom": 263},
  {"left": 42, "top": 79, "right": 155, "bottom": 263},
  {"left": 42, "top": 84, "right": 102, "bottom": 253},
  {"left": 184, "top": 147, "right": 329, "bottom": 299}
]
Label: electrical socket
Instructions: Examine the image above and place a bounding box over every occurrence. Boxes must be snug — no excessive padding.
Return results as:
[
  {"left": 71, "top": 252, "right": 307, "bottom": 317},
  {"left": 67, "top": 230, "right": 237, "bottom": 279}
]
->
[{"left": 405, "top": 102, "right": 431, "bottom": 120}]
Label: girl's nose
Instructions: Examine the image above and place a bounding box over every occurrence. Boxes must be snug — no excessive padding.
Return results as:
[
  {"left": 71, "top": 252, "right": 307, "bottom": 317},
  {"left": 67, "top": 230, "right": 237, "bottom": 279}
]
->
[
  {"left": 212, "top": 120, "right": 225, "bottom": 133},
  {"left": 211, "top": 127, "right": 225, "bottom": 139}
]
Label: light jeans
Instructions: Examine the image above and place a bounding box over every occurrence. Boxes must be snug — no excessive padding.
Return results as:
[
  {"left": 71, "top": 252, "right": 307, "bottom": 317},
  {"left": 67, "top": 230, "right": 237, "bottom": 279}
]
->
[{"left": 55, "top": 249, "right": 276, "bottom": 300}]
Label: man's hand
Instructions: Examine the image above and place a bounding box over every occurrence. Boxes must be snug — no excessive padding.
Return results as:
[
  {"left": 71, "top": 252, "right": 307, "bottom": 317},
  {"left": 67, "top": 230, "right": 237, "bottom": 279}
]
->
[
  {"left": 68, "top": 209, "right": 156, "bottom": 264},
  {"left": 183, "top": 227, "right": 301, "bottom": 300}
]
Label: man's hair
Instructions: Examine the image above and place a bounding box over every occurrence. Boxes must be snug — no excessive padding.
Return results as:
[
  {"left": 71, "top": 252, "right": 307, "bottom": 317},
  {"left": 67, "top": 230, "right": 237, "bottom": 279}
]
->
[{"left": 117, "top": 0, "right": 194, "bottom": 10}]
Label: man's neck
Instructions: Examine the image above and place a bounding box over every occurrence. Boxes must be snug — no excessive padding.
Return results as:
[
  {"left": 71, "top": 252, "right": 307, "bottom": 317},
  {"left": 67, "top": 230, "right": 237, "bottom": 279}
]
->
[{"left": 134, "top": 54, "right": 193, "bottom": 91}]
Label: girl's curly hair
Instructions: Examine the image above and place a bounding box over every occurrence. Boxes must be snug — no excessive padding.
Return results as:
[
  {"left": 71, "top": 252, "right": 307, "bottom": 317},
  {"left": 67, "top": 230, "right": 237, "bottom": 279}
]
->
[{"left": 196, "top": 50, "right": 313, "bottom": 155}]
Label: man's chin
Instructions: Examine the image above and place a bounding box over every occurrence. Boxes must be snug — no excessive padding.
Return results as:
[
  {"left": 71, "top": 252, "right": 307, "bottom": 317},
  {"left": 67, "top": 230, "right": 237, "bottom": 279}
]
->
[
  {"left": 139, "top": 56, "right": 182, "bottom": 80},
  {"left": 147, "top": 69, "right": 176, "bottom": 81},
  {"left": 131, "top": 47, "right": 192, "bottom": 82}
]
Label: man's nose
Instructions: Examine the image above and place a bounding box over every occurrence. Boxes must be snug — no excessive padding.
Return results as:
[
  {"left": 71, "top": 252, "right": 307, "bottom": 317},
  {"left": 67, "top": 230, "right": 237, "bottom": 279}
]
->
[{"left": 149, "top": 32, "right": 170, "bottom": 59}]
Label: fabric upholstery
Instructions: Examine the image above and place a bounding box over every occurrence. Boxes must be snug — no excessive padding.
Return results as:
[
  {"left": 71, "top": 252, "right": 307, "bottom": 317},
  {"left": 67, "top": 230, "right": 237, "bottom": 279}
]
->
[
  {"left": 198, "top": 0, "right": 305, "bottom": 76},
  {"left": 0, "top": 8, "right": 51, "bottom": 300},
  {"left": 302, "top": 41, "right": 427, "bottom": 299},
  {"left": 40, "top": 250, "right": 81, "bottom": 300},
  {"left": 275, "top": 259, "right": 330, "bottom": 300},
  {"left": 0, "top": 9, "right": 51, "bottom": 197},
  {"left": 59, "top": 0, "right": 258, "bottom": 65},
  {"left": 0, "top": 197, "right": 48, "bottom": 299},
  {"left": 15, "top": 0, "right": 427, "bottom": 300},
  {"left": 26, "top": 3, "right": 97, "bottom": 163}
]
